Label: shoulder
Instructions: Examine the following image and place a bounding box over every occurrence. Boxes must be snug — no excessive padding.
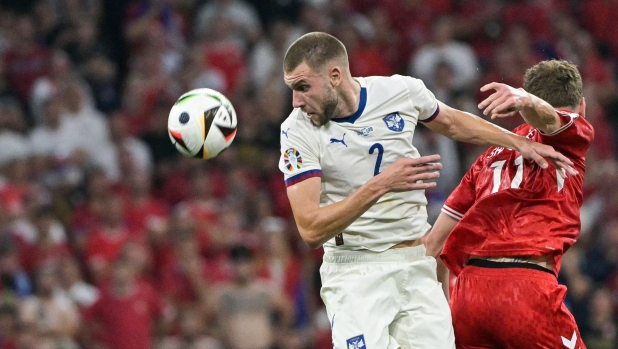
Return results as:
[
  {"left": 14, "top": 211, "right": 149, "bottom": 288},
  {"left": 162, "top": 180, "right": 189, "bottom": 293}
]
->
[
  {"left": 281, "top": 108, "right": 320, "bottom": 143},
  {"left": 364, "top": 75, "right": 432, "bottom": 101},
  {"left": 281, "top": 108, "right": 309, "bottom": 130},
  {"left": 364, "top": 75, "right": 415, "bottom": 90}
]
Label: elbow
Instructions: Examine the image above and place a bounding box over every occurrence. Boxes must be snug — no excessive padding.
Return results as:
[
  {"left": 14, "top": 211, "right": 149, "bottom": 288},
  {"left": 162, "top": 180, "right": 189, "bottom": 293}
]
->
[{"left": 298, "top": 228, "right": 323, "bottom": 249}]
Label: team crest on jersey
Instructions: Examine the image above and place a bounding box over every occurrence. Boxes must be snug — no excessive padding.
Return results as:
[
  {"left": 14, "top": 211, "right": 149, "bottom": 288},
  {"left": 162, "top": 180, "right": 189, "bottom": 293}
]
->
[
  {"left": 383, "top": 112, "right": 404, "bottom": 132},
  {"left": 346, "top": 335, "right": 365, "bottom": 349},
  {"left": 283, "top": 148, "right": 302, "bottom": 172},
  {"left": 356, "top": 126, "right": 374, "bottom": 137}
]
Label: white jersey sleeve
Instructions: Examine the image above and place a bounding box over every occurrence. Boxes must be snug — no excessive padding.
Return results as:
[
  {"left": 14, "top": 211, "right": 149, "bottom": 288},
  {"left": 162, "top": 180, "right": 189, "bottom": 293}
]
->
[
  {"left": 398, "top": 75, "right": 440, "bottom": 122},
  {"left": 279, "top": 110, "right": 322, "bottom": 187}
]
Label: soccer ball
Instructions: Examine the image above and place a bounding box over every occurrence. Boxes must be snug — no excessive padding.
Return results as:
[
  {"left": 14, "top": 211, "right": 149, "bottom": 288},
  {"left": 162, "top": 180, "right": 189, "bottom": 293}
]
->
[{"left": 168, "top": 88, "right": 237, "bottom": 159}]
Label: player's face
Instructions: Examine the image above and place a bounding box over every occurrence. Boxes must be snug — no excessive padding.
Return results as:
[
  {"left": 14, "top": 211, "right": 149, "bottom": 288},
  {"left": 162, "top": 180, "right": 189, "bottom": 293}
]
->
[{"left": 284, "top": 62, "right": 339, "bottom": 126}]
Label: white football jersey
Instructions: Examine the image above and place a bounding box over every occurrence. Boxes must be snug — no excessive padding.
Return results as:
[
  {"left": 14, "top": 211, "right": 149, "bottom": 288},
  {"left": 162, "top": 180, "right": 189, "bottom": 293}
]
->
[{"left": 279, "top": 75, "right": 439, "bottom": 252}]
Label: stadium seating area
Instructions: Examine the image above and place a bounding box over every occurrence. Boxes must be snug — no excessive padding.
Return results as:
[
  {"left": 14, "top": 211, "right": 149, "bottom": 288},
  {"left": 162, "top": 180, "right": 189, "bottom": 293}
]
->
[{"left": 0, "top": 0, "right": 616, "bottom": 348}]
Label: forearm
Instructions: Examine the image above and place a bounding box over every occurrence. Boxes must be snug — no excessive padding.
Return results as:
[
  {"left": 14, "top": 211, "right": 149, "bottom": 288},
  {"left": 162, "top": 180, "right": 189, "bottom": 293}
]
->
[
  {"left": 436, "top": 258, "right": 451, "bottom": 301},
  {"left": 290, "top": 177, "right": 387, "bottom": 249},
  {"left": 424, "top": 212, "right": 459, "bottom": 257},
  {"left": 519, "top": 92, "right": 561, "bottom": 133},
  {"left": 443, "top": 104, "right": 526, "bottom": 148}
]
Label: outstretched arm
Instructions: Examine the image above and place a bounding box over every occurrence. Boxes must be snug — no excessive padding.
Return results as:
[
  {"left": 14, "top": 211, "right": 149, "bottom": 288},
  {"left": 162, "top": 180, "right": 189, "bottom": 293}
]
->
[
  {"left": 423, "top": 101, "right": 577, "bottom": 178},
  {"left": 288, "top": 155, "right": 442, "bottom": 249},
  {"left": 477, "top": 82, "right": 563, "bottom": 134}
]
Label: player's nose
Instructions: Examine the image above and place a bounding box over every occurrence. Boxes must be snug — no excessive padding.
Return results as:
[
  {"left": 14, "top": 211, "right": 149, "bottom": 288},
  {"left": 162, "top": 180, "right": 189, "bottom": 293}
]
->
[{"left": 292, "top": 90, "right": 305, "bottom": 109}]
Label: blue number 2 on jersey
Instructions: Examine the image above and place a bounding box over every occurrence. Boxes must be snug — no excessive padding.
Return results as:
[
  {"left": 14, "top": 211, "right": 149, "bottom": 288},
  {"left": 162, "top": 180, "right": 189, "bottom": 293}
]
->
[{"left": 369, "top": 143, "right": 384, "bottom": 176}]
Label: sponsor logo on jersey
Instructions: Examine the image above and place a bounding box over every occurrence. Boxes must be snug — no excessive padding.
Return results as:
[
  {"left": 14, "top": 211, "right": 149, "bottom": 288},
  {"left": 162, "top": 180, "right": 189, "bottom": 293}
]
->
[
  {"left": 346, "top": 335, "right": 365, "bottom": 349},
  {"left": 383, "top": 112, "right": 404, "bottom": 132},
  {"left": 356, "top": 126, "right": 374, "bottom": 137},
  {"left": 281, "top": 127, "right": 290, "bottom": 138},
  {"left": 283, "top": 148, "right": 302, "bottom": 171},
  {"left": 329, "top": 133, "right": 348, "bottom": 147}
]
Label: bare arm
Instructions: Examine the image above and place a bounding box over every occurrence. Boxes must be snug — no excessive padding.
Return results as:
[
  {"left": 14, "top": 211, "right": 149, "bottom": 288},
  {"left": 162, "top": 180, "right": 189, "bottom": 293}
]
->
[
  {"left": 422, "top": 212, "right": 459, "bottom": 258},
  {"left": 424, "top": 101, "right": 524, "bottom": 148},
  {"left": 436, "top": 258, "right": 451, "bottom": 301},
  {"left": 421, "top": 213, "right": 458, "bottom": 299},
  {"left": 423, "top": 101, "right": 577, "bottom": 177},
  {"left": 422, "top": 212, "right": 459, "bottom": 300},
  {"left": 477, "top": 82, "right": 562, "bottom": 134},
  {"left": 287, "top": 155, "right": 442, "bottom": 249}
]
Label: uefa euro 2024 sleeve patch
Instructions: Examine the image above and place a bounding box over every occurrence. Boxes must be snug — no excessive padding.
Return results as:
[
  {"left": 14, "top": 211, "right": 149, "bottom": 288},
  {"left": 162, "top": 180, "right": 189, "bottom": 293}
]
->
[
  {"left": 346, "top": 334, "right": 366, "bottom": 348},
  {"left": 383, "top": 112, "right": 404, "bottom": 132},
  {"left": 283, "top": 148, "right": 302, "bottom": 172}
]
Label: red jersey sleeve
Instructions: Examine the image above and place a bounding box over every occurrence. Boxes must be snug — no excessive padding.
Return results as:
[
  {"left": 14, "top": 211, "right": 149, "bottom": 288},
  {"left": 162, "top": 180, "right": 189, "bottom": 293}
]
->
[
  {"left": 442, "top": 156, "right": 483, "bottom": 220},
  {"left": 538, "top": 110, "right": 594, "bottom": 162}
]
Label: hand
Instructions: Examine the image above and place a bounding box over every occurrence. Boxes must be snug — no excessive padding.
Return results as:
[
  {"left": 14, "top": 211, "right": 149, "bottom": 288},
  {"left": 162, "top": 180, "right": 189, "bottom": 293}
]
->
[
  {"left": 378, "top": 155, "right": 442, "bottom": 192},
  {"left": 478, "top": 82, "right": 531, "bottom": 119},
  {"left": 517, "top": 139, "right": 578, "bottom": 178}
]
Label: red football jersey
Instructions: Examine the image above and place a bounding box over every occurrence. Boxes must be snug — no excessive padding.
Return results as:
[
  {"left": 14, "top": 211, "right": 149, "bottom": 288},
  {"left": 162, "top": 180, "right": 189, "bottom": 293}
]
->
[{"left": 440, "top": 110, "right": 594, "bottom": 276}]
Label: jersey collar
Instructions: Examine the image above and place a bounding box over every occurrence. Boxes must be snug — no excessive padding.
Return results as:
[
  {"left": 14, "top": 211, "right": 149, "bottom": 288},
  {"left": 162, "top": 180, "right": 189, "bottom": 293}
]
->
[{"left": 332, "top": 78, "right": 366, "bottom": 124}]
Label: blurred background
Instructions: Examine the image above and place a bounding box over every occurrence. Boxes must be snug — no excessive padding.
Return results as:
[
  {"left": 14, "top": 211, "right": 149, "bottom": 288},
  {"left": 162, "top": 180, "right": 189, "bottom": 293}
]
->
[{"left": 0, "top": 0, "right": 616, "bottom": 348}]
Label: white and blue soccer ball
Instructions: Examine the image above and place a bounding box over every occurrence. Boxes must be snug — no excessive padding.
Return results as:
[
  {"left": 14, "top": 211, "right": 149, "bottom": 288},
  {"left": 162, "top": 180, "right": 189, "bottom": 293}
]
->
[{"left": 168, "top": 88, "right": 238, "bottom": 159}]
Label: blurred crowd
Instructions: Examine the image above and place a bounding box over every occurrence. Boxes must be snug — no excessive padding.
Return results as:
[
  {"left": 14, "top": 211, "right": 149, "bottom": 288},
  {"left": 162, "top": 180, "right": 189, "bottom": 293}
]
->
[{"left": 0, "top": 0, "right": 616, "bottom": 348}]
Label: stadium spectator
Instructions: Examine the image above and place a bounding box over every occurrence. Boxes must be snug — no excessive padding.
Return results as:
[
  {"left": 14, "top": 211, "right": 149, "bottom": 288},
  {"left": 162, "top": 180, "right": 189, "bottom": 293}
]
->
[
  {"left": 56, "top": 257, "right": 99, "bottom": 308},
  {"left": 0, "top": 237, "right": 31, "bottom": 298},
  {"left": 205, "top": 245, "right": 293, "bottom": 349},
  {"left": 19, "top": 264, "right": 79, "bottom": 349},
  {"left": 83, "top": 256, "right": 164, "bottom": 349},
  {"left": 157, "top": 307, "right": 222, "bottom": 349},
  {"left": 410, "top": 16, "right": 480, "bottom": 91}
]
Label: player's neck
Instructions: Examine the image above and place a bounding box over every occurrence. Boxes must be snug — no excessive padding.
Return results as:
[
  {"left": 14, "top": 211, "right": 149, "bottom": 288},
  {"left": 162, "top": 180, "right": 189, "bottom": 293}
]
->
[
  {"left": 333, "top": 77, "right": 362, "bottom": 119},
  {"left": 556, "top": 106, "right": 576, "bottom": 113}
]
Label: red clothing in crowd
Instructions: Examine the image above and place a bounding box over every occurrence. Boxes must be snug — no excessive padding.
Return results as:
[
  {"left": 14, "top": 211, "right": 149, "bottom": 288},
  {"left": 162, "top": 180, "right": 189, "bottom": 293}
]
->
[
  {"left": 85, "top": 227, "right": 140, "bottom": 269},
  {"left": 2, "top": 46, "right": 49, "bottom": 99},
  {"left": 84, "top": 282, "right": 163, "bottom": 349}
]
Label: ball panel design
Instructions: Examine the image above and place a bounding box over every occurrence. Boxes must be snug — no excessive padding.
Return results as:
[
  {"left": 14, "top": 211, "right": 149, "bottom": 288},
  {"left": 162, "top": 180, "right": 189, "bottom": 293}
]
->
[{"left": 168, "top": 88, "right": 237, "bottom": 160}]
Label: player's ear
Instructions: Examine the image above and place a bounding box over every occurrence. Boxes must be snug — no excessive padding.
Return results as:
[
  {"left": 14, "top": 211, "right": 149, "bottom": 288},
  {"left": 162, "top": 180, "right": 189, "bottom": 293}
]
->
[
  {"left": 329, "top": 66, "right": 341, "bottom": 87},
  {"left": 579, "top": 97, "right": 586, "bottom": 119}
]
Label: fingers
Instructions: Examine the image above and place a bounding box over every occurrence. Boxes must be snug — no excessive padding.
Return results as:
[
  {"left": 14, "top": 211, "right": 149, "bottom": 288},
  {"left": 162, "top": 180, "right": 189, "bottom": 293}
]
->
[
  {"left": 383, "top": 155, "right": 444, "bottom": 192},
  {"left": 408, "top": 169, "right": 441, "bottom": 181},
  {"left": 492, "top": 100, "right": 518, "bottom": 116},
  {"left": 410, "top": 154, "right": 441, "bottom": 165},
  {"left": 482, "top": 94, "right": 509, "bottom": 116},
  {"left": 491, "top": 110, "right": 518, "bottom": 119},
  {"left": 479, "top": 82, "right": 501, "bottom": 93},
  {"left": 553, "top": 160, "right": 578, "bottom": 176},
  {"left": 527, "top": 151, "right": 549, "bottom": 169},
  {"left": 478, "top": 82, "right": 506, "bottom": 109},
  {"left": 537, "top": 148, "right": 574, "bottom": 168},
  {"left": 403, "top": 181, "right": 437, "bottom": 191},
  {"left": 409, "top": 162, "right": 443, "bottom": 173},
  {"left": 478, "top": 91, "right": 501, "bottom": 110}
]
